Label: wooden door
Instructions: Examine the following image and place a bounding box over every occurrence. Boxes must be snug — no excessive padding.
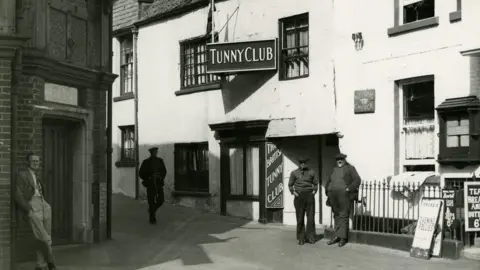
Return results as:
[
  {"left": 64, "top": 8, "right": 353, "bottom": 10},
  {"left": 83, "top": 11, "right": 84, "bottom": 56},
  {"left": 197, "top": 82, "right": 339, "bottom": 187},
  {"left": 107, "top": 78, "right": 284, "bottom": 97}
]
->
[{"left": 42, "top": 119, "right": 74, "bottom": 245}]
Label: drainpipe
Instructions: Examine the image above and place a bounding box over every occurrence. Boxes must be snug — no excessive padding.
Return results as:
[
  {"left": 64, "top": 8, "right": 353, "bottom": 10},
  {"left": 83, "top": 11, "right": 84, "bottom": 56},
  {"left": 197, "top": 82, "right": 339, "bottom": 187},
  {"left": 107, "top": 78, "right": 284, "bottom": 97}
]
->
[
  {"left": 132, "top": 26, "right": 139, "bottom": 200},
  {"left": 10, "top": 48, "right": 20, "bottom": 270},
  {"left": 106, "top": 1, "right": 114, "bottom": 240}
]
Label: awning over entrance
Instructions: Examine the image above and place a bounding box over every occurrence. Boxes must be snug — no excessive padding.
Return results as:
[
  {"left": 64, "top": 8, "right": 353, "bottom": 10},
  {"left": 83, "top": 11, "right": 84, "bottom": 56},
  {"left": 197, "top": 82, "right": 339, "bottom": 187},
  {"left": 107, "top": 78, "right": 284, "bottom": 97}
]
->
[
  {"left": 460, "top": 45, "right": 480, "bottom": 56},
  {"left": 389, "top": 171, "right": 440, "bottom": 191},
  {"left": 265, "top": 118, "right": 296, "bottom": 138}
]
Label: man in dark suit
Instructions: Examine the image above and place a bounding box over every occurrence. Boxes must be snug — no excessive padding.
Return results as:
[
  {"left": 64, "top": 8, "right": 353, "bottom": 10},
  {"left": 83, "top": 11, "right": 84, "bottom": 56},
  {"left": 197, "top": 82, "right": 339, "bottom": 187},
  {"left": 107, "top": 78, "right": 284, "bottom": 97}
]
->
[
  {"left": 288, "top": 158, "right": 318, "bottom": 245},
  {"left": 15, "top": 152, "right": 56, "bottom": 270},
  {"left": 325, "top": 153, "right": 361, "bottom": 247},
  {"left": 139, "top": 147, "right": 167, "bottom": 224}
]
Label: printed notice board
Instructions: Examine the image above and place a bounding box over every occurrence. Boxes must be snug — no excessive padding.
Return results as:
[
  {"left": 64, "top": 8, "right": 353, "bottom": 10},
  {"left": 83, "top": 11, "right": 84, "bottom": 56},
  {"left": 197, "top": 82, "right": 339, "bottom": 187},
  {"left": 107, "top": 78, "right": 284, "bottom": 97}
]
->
[
  {"left": 410, "top": 198, "right": 443, "bottom": 260},
  {"left": 265, "top": 142, "right": 284, "bottom": 208},
  {"left": 464, "top": 182, "right": 480, "bottom": 232}
]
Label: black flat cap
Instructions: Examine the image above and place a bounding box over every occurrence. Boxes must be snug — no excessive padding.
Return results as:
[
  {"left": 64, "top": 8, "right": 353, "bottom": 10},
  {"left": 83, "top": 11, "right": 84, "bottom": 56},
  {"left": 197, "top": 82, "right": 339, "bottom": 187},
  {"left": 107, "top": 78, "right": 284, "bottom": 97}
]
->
[
  {"left": 148, "top": 147, "right": 159, "bottom": 152},
  {"left": 335, "top": 153, "right": 347, "bottom": 160},
  {"left": 299, "top": 158, "right": 309, "bottom": 163}
]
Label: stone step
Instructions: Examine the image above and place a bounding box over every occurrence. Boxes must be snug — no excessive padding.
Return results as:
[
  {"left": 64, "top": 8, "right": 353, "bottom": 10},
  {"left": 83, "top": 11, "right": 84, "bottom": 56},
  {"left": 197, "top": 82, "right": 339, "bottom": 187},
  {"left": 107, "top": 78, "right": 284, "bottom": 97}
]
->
[{"left": 463, "top": 247, "right": 480, "bottom": 261}]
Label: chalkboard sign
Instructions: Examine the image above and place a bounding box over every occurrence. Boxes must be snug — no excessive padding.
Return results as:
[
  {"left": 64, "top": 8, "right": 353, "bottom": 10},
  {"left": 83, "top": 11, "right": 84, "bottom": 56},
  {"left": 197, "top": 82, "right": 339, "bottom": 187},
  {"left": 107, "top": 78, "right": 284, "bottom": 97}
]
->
[
  {"left": 265, "top": 142, "right": 284, "bottom": 208},
  {"left": 354, "top": 89, "right": 375, "bottom": 114},
  {"left": 410, "top": 198, "right": 443, "bottom": 260},
  {"left": 464, "top": 182, "right": 480, "bottom": 232}
]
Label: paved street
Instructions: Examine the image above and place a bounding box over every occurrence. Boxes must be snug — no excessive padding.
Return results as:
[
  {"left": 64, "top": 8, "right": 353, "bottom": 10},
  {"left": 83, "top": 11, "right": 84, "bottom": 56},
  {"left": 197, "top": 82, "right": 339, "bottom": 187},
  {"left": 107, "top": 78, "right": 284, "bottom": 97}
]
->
[{"left": 19, "top": 194, "right": 479, "bottom": 270}]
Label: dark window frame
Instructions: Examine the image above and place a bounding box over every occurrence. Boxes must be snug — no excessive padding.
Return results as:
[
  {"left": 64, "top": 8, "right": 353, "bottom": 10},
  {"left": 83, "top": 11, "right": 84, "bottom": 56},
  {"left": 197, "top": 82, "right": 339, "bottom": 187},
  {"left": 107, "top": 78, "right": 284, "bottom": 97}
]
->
[
  {"left": 119, "top": 125, "right": 135, "bottom": 162},
  {"left": 402, "top": 0, "right": 435, "bottom": 24},
  {"left": 278, "top": 12, "right": 309, "bottom": 81},
  {"left": 120, "top": 36, "right": 134, "bottom": 96},
  {"left": 179, "top": 34, "right": 222, "bottom": 90},
  {"left": 174, "top": 142, "right": 209, "bottom": 193}
]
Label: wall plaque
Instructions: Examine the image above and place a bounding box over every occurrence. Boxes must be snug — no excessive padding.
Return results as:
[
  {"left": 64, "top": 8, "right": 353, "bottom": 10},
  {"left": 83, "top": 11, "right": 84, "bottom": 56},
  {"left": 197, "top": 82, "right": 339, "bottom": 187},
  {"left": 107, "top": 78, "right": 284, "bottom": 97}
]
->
[
  {"left": 464, "top": 182, "right": 480, "bottom": 232},
  {"left": 354, "top": 89, "right": 375, "bottom": 114},
  {"left": 265, "top": 142, "right": 284, "bottom": 208},
  {"left": 44, "top": 83, "right": 79, "bottom": 106}
]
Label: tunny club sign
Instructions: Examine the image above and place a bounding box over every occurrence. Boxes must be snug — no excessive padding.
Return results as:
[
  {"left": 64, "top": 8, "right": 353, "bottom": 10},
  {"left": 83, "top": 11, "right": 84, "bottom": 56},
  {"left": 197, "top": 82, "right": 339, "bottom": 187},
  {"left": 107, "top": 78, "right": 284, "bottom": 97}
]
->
[{"left": 206, "top": 39, "right": 277, "bottom": 74}]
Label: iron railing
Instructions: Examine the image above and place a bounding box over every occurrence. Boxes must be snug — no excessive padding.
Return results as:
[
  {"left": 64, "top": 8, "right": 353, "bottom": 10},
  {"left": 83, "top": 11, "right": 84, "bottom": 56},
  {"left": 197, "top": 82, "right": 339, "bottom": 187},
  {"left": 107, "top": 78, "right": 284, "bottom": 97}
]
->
[{"left": 329, "top": 178, "right": 479, "bottom": 247}]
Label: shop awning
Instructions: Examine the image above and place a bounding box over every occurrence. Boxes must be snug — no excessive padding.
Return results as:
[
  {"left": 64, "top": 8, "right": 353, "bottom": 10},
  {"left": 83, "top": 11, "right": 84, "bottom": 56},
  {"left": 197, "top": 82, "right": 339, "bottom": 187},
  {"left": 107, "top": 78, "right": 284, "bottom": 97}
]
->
[
  {"left": 389, "top": 171, "right": 440, "bottom": 191},
  {"left": 265, "top": 118, "right": 296, "bottom": 138}
]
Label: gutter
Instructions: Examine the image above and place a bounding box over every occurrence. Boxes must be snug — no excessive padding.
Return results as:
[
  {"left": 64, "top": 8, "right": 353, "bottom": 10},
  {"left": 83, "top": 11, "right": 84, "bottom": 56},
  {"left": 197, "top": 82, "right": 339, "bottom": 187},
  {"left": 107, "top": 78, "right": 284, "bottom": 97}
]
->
[
  {"left": 106, "top": 0, "right": 114, "bottom": 240},
  {"left": 133, "top": 26, "right": 140, "bottom": 200}
]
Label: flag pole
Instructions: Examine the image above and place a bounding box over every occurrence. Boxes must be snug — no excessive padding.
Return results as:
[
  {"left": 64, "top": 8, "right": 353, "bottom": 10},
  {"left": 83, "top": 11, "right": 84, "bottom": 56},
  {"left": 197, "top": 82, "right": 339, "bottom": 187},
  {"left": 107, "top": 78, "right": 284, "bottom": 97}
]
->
[{"left": 211, "top": 0, "right": 215, "bottom": 43}]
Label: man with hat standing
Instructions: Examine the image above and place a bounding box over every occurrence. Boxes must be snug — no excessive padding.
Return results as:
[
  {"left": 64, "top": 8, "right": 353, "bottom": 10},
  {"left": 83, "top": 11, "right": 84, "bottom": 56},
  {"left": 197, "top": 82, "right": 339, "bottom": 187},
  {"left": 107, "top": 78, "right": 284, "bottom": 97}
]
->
[
  {"left": 288, "top": 157, "right": 318, "bottom": 245},
  {"left": 139, "top": 147, "right": 167, "bottom": 224},
  {"left": 325, "top": 153, "right": 361, "bottom": 247}
]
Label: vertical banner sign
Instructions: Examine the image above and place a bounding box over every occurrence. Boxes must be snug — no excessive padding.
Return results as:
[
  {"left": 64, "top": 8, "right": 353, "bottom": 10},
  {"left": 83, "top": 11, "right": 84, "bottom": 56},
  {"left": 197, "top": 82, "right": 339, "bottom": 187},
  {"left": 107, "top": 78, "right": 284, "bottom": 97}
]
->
[
  {"left": 410, "top": 198, "right": 443, "bottom": 260},
  {"left": 464, "top": 182, "right": 480, "bottom": 232},
  {"left": 265, "top": 142, "right": 284, "bottom": 208},
  {"left": 442, "top": 189, "right": 457, "bottom": 230}
]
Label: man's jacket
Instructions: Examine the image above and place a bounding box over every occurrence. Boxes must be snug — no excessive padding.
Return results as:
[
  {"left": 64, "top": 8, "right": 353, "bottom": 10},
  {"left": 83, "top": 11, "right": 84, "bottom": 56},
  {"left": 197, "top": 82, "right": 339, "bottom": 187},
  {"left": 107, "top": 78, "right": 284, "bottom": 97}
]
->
[
  {"left": 15, "top": 169, "right": 45, "bottom": 214},
  {"left": 139, "top": 157, "right": 167, "bottom": 188},
  {"left": 325, "top": 163, "right": 361, "bottom": 201}
]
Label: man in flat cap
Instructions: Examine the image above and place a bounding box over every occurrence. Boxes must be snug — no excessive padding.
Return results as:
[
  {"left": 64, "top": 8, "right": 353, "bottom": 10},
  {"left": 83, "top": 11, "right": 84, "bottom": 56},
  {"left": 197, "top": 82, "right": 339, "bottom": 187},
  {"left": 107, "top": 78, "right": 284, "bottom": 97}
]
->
[
  {"left": 288, "top": 157, "right": 318, "bottom": 245},
  {"left": 325, "top": 153, "right": 361, "bottom": 247},
  {"left": 139, "top": 147, "right": 167, "bottom": 224}
]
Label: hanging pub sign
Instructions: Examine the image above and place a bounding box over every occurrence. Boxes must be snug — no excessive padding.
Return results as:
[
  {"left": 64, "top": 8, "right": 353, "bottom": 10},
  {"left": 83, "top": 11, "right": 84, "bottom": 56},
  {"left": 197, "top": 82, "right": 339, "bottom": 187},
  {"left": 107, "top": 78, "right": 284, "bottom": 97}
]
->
[
  {"left": 206, "top": 39, "right": 277, "bottom": 74},
  {"left": 354, "top": 89, "right": 375, "bottom": 114},
  {"left": 265, "top": 142, "right": 284, "bottom": 208},
  {"left": 464, "top": 182, "right": 480, "bottom": 232}
]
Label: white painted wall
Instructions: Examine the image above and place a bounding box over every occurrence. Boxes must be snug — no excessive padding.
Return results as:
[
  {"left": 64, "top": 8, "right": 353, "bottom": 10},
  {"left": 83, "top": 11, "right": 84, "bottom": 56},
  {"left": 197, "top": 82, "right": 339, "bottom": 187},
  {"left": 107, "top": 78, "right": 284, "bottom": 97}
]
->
[
  {"left": 136, "top": 0, "right": 337, "bottom": 219},
  {"left": 112, "top": 37, "right": 136, "bottom": 198}
]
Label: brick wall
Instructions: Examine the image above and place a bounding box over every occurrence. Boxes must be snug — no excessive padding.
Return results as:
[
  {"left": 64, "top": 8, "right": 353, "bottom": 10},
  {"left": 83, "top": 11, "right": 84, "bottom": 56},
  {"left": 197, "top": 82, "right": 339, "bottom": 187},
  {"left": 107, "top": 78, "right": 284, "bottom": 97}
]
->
[
  {"left": 15, "top": 75, "right": 45, "bottom": 262},
  {"left": 113, "top": 0, "right": 139, "bottom": 31},
  {"left": 0, "top": 59, "right": 12, "bottom": 270}
]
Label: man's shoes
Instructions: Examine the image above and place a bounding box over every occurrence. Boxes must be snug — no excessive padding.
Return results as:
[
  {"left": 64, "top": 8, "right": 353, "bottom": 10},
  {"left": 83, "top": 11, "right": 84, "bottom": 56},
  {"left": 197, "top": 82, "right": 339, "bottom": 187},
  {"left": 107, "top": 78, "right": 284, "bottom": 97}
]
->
[
  {"left": 338, "top": 239, "right": 347, "bottom": 247},
  {"left": 298, "top": 240, "right": 305, "bottom": 245},
  {"left": 306, "top": 239, "right": 316, "bottom": 244},
  {"left": 327, "top": 237, "right": 341, "bottom": 245}
]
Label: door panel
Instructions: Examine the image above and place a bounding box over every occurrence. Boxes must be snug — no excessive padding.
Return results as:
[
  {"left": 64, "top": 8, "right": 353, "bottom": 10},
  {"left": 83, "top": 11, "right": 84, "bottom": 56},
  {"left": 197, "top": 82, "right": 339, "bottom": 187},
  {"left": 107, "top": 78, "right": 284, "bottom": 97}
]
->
[{"left": 43, "top": 120, "right": 74, "bottom": 245}]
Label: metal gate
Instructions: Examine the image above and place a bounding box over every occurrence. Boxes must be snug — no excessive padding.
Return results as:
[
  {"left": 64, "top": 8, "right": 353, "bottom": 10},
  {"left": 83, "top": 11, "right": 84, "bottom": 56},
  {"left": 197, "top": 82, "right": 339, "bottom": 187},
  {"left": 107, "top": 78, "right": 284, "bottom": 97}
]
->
[{"left": 42, "top": 119, "right": 74, "bottom": 245}]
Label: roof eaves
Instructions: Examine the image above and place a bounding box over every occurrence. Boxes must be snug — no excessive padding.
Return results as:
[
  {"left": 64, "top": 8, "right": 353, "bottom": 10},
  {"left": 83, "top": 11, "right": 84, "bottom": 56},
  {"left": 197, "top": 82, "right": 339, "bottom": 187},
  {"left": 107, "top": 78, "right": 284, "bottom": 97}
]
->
[{"left": 134, "top": 0, "right": 228, "bottom": 28}]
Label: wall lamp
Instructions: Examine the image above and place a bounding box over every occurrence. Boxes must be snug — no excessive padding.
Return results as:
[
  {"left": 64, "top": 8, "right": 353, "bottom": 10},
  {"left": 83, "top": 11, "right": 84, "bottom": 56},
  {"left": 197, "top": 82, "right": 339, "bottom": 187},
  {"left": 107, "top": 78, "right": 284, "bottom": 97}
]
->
[{"left": 352, "top": 32, "right": 364, "bottom": 51}]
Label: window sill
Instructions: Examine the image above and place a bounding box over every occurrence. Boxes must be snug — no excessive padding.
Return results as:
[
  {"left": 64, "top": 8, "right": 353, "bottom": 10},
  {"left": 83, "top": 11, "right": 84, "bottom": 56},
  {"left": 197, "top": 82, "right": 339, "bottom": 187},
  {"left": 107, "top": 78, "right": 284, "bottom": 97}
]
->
[
  {"left": 172, "top": 191, "right": 211, "bottom": 197},
  {"left": 387, "top": 17, "right": 439, "bottom": 37},
  {"left": 113, "top": 92, "right": 134, "bottom": 102},
  {"left": 115, "top": 160, "right": 136, "bottom": 168},
  {"left": 449, "top": 11, "right": 462, "bottom": 23},
  {"left": 227, "top": 195, "right": 259, "bottom": 201},
  {"left": 175, "top": 83, "right": 222, "bottom": 96},
  {"left": 279, "top": 74, "right": 309, "bottom": 82}
]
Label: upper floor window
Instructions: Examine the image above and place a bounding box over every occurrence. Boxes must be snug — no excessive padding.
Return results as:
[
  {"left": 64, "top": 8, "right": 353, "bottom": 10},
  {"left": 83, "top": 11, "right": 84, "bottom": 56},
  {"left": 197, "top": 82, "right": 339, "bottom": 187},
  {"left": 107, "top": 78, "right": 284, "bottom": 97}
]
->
[
  {"left": 120, "top": 125, "right": 135, "bottom": 162},
  {"left": 279, "top": 13, "right": 309, "bottom": 80},
  {"left": 398, "top": 78, "right": 435, "bottom": 171},
  {"left": 401, "top": 0, "right": 435, "bottom": 24},
  {"left": 120, "top": 36, "right": 133, "bottom": 96},
  {"left": 180, "top": 36, "right": 221, "bottom": 89}
]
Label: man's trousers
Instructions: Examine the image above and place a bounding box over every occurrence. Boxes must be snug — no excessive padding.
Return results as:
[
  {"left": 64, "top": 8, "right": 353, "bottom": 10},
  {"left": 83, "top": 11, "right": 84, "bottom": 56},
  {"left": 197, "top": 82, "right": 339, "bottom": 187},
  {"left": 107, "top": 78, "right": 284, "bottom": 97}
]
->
[
  {"left": 29, "top": 196, "right": 54, "bottom": 267},
  {"left": 294, "top": 191, "right": 316, "bottom": 241},
  {"left": 147, "top": 187, "right": 165, "bottom": 215},
  {"left": 327, "top": 189, "right": 352, "bottom": 240}
]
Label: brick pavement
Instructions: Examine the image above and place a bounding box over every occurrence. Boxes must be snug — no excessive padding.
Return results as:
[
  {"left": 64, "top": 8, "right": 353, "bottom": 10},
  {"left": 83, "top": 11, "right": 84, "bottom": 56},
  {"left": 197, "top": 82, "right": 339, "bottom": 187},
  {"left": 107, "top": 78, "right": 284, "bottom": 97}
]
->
[{"left": 17, "top": 194, "right": 479, "bottom": 270}]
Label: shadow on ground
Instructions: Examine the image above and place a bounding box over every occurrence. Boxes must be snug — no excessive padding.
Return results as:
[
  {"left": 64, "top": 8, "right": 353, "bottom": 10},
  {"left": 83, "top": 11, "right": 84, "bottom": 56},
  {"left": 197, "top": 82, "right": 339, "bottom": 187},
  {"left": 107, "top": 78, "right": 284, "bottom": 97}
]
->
[{"left": 47, "top": 194, "right": 251, "bottom": 269}]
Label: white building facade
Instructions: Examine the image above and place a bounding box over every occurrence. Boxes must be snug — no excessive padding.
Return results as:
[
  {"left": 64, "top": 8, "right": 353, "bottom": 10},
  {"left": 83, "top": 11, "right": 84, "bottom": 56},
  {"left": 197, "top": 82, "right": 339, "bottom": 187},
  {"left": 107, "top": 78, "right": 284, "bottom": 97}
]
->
[{"left": 111, "top": 0, "right": 480, "bottom": 230}]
